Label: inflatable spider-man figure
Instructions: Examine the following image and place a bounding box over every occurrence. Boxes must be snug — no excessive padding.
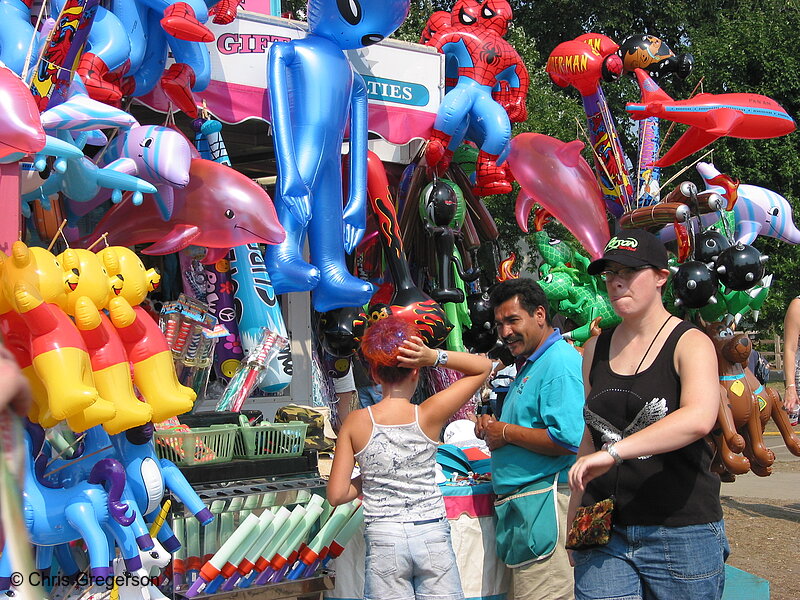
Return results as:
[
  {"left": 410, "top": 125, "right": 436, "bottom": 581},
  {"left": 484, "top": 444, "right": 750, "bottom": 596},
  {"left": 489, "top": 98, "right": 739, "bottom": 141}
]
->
[{"left": 424, "top": 0, "right": 529, "bottom": 196}]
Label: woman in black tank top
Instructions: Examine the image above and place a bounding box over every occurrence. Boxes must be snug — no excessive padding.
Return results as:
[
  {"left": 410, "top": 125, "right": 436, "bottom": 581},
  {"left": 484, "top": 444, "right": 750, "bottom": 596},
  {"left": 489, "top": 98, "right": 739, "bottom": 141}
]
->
[{"left": 567, "top": 229, "right": 729, "bottom": 600}]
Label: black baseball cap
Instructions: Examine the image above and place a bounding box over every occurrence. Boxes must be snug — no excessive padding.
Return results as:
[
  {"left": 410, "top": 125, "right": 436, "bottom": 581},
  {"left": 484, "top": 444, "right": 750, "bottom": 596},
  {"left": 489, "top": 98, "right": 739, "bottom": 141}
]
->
[{"left": 587, "top": 229, "right": 669, "bottom": 275}]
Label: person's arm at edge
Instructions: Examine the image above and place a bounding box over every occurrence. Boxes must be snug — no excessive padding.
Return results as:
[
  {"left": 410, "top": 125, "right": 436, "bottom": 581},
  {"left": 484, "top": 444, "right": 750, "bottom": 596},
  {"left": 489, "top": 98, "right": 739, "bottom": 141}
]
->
[
  {"left": 567, "top": 335, "right": 599, "bottom": 502},
  {"left": 567, "top": 427, "right": 596, "bottom": 522},
  {"left": 0, "top": 345, "right": 32, "bottom": 417},
  {"left": 326, "top": 414, "right": 362, "bottom": 506},
  {"left": 565, "top": 337, "right": 598, "bottom": 566},
  {"left": 332, "top": 363, "right": 356, "bottom": 432},
  {"left": 569, "top": 328, "right": 719, "bottom": 493},
  {"left": 783, "top": 298, "right": 800, "bottom": 411},
  {"left": 566, "top": 425, "right": 597, "bottom": 567}
]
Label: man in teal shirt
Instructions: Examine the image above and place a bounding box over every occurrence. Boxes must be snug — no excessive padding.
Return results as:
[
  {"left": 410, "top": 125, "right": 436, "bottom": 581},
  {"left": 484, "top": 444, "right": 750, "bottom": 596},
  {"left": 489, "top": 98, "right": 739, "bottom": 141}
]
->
[{"left": 476, "top": 278, "right": 583, "bottom": 600}]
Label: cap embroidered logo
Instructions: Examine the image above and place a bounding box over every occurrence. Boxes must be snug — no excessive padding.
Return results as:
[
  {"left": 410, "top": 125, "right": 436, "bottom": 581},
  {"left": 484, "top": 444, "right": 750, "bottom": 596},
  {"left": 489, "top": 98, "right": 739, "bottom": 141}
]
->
[{"left": 605, "top": 237, "right": 639, "bottom": 251}]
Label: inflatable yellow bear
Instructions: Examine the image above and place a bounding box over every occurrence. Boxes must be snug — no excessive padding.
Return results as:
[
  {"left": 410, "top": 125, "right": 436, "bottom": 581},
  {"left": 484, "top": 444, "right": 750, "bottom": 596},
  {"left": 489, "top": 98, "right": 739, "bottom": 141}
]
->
[
  {"left": 0, "top": 241, "right": 112, "bottom": 426},
  {"left": 98, "top": 246, "right": 196, "bottom": 422},
  {"left": 58, "top": 248, "right": 153, "bottom": 434}
]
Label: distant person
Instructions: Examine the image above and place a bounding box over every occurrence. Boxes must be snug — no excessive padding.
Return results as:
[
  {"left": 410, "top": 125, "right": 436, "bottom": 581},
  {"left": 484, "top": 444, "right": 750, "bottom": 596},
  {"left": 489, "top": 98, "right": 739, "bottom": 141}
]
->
[
  {"left": 476, "top": 277, "right": 584, "bottom": 600},
  {"left": 331, "top": 365, "right": 358, "bottom": 432},
  {"left": 327, "top": 316, "right": 491, "bottom": 600},
  {"left": 782, "top": 296, "right": 800, "bottom": 418},
  {"left": 351, "top": 355, "right": 383, "bottom": 408},
  {"left": 569, "top": 229, "right": 728, "bottom": 599}
]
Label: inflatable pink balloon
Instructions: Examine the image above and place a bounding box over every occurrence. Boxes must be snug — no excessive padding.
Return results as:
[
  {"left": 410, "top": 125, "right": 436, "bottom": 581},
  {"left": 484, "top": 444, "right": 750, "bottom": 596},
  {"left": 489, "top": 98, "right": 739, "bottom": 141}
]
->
[
  {"left": 0, "top": 65, "right": 46, "bottom": 159},
  {"left": 507, "top": 133, "right": 610, "bottom": 260},
  {"left": 83, "top": 158, "right": 286, "bottom": 264}
]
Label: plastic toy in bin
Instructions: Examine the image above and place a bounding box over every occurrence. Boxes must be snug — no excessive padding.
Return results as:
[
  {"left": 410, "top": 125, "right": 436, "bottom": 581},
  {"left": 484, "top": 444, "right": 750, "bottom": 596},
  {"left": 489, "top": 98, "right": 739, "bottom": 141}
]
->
[
  {"left": 159, "top": 294, "right": 226, "bottom": 401},
  {"left": 215, "top": 328, "right": 289, "bottom": 412},
  {"left": 154, "top": 421, "right": 238, "bottom": 466},
  {"left": 235, "top": 414, "right": 308, "bottom": 459}
]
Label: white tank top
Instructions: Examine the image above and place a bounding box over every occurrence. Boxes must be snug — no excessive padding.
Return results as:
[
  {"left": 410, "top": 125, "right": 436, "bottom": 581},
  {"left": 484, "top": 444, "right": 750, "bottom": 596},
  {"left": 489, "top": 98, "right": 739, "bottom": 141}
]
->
[{"left": 354, "top": 405, "right": 446, "bottom": 523}]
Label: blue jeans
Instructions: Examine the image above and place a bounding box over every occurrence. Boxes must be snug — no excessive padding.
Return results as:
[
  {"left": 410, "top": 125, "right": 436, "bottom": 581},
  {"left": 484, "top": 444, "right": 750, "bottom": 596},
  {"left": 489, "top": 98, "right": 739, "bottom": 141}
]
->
[
  {"left": 358, "top": 384, "right": 382, "bottom": 408},
  {"left": 363, "top": 518, "right": 464, "bottom": 600},
  {"left": 573, "top": 521, "right": 730, "bottom": 600}
]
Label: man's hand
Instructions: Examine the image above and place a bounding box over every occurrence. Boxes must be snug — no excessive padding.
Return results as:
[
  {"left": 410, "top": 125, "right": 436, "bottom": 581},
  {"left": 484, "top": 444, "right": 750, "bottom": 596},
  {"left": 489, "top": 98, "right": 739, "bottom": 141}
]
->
[
  {"left": 784, "top": 385, "right": 799, "bottom": 412},
  {"left": 474, "top": 414, "right": 508, "bottom": 450}
]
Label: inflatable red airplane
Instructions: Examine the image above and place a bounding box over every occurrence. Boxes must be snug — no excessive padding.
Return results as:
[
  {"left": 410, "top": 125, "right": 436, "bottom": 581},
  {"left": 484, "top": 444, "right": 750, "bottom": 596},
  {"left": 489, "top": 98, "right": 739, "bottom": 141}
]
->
[{"left": 626, "top": 68, "right": 796, "bottom": 167}]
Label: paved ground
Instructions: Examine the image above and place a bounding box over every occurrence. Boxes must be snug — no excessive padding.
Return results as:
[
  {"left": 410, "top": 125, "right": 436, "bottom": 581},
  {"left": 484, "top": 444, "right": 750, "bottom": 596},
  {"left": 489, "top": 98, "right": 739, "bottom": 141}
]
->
[{"left": 720, "top": 430, "right": 800, "bottom": 500}]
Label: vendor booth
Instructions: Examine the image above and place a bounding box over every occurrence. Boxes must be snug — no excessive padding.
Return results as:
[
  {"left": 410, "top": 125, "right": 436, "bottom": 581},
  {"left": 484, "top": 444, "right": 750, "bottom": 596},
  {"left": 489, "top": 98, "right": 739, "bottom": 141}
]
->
[{"left": 138, "top": 12, "right": 444, "bottom": 151}]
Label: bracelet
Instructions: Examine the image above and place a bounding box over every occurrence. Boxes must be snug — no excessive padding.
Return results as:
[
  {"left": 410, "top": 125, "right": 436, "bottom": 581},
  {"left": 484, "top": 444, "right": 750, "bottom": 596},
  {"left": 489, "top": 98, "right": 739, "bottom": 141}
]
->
[
  {"left": 502, "top": 423, "right": 509, "bottom": 442},
  {"left": 787, "top": 384, "right": 796, "bottom": 388},
  {"left": 602, "top": 442, "right": 624, "bottom": 466}
]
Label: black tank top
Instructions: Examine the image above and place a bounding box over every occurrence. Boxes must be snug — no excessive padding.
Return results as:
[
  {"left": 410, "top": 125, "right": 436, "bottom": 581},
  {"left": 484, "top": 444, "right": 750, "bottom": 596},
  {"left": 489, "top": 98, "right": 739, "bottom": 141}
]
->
[{"left": 583, "top": 320, "right": 722, "bottom": 526}]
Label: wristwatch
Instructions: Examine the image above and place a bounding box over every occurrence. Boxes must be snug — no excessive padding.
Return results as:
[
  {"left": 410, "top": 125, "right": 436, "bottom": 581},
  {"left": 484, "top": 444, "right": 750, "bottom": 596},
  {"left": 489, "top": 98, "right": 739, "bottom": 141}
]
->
[
  {"left": 434, "top": 349, "right": 449, "bottom": 367},
  {"left": 602, "top": 442, "right": 624, "bottom": 466}
]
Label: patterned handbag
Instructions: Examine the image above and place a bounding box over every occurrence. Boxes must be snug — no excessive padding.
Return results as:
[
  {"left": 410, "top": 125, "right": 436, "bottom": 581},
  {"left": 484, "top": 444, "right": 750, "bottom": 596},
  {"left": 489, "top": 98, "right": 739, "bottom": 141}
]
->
[{"left": 565, "top": 496, "right": 615, "bottom": 551}]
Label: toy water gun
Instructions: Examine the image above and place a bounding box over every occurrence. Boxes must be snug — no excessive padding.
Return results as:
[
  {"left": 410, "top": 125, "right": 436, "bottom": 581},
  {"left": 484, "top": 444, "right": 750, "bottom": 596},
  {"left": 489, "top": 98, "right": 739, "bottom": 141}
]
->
[
  {"left": 252, "top": 501, "right": 317, "bottom": 585},
  {"left": 184, "top": 518, "right": 202, "bottom": 585},
  {"left": 237, "top": 506, "right": 291, "bottom": 579},
  {"left": 171, "top": 516, "right": 187, "bottom": 587},
  {"left": 288, "top": 499, "right": 360, "bottom": 580},
  {"left": 258, "top": 495, "right": 325, "bottom": 584},
  {"left": 201, "top": 500, "right": 227, "bottom": 564},
  {"left": 319, "top": 504, "right": 366, "bottom": 571},
  {"left": 239, "top": 503, "right": 307, "bottom": 588},
  {"left": 184, "top": 512, "right": 261, "bottom": 597},
  {"left": 217, "top": 508, "right": 277, "bottom": 591}
]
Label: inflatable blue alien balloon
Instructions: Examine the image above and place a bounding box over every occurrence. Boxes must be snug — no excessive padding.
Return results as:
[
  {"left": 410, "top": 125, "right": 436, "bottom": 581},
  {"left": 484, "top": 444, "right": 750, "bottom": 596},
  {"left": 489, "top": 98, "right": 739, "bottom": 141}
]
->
[{"left": 264, "top": 0, "right": 410, "bottom": 313}]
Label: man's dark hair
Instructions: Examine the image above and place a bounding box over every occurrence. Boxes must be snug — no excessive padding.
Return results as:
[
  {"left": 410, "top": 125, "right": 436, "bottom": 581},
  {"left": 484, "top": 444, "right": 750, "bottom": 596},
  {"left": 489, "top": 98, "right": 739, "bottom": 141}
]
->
[{"left": 488, "top": 278, "right": 551, "bottom": 325}]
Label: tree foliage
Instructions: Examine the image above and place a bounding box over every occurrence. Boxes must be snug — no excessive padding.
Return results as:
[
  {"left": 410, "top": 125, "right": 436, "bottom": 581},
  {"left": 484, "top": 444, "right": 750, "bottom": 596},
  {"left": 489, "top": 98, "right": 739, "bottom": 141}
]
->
[
  {"left": 281, "top": 1, "right": 800, "bottom": 333},
  {"left": 399, "top": 0, "right": 800, "bottom": 333}
]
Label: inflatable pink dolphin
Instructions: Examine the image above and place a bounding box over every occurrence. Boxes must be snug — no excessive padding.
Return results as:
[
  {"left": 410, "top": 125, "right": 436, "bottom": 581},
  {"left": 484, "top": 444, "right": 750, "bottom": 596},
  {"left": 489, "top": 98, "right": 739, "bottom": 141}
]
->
[
  {"left": 507, "top": 133, "right": 610, "bottom": 260},
  {"left": 83, "top": 158, "right": 286, "bottom": 263}
]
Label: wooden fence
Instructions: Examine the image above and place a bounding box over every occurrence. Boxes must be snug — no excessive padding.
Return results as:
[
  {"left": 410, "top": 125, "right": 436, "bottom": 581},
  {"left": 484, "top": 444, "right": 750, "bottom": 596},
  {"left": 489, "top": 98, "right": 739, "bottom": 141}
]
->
[{"left": 748, "top": 331, "right": 784, "bottom": 380}]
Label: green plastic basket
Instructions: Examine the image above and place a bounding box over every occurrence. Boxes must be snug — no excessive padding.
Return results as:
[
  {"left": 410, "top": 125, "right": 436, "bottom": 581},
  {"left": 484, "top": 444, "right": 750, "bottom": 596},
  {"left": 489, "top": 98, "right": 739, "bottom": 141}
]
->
[
  {"left": 154, "top": 424, "right": 237, "bottom": 466},
  {"left": 234, "top": 421, "right": 308, "bottom": 459}
]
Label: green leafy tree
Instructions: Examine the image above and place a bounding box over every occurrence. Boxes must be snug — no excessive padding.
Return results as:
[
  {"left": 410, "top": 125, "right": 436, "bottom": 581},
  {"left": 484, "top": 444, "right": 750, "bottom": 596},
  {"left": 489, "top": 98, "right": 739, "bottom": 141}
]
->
[
  {"left": 278, "top": 1, "right": 800, "bottom": 333},
  {"left": 401, "top": 0, "right": 800, "bottom": 333}
]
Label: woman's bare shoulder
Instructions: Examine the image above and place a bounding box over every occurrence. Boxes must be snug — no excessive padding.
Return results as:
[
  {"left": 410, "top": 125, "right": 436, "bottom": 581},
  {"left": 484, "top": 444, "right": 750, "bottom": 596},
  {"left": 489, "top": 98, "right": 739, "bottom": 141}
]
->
[
  {"left": 675, "top": 326, "right": 716, "bottom": 361},
  {"left": 341, "top": 406, "right": 370, "bottom": 430}
]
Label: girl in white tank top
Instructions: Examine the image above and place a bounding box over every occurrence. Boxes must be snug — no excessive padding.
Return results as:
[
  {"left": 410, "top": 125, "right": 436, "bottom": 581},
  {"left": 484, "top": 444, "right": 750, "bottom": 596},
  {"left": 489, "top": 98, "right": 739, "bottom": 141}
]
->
[{"left": 327, "top": 317, "right": 492, "bottom": 600}]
